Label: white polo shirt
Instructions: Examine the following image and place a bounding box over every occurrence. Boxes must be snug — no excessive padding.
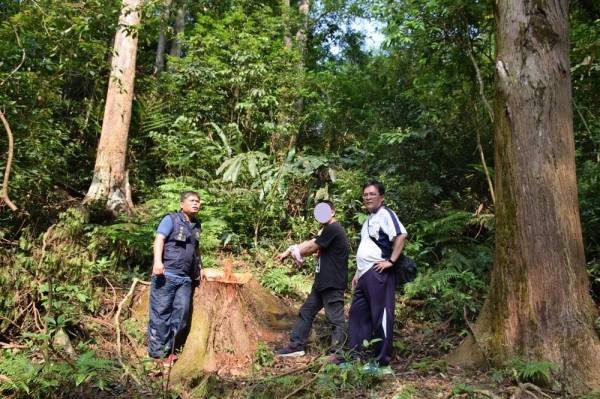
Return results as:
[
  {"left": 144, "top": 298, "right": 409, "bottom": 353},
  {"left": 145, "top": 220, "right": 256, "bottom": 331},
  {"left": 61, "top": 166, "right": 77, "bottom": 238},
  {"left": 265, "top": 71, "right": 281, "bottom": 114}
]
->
[{"left": 356, "top": 206, "right": 407, "bottom": 278}]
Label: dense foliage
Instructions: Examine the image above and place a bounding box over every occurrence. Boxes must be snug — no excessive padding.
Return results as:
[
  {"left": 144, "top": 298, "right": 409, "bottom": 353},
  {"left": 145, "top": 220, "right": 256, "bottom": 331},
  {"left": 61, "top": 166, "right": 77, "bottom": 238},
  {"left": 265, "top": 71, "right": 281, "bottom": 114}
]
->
[{"left": 0, "top": 0, "right": 598, "bottom": 396}]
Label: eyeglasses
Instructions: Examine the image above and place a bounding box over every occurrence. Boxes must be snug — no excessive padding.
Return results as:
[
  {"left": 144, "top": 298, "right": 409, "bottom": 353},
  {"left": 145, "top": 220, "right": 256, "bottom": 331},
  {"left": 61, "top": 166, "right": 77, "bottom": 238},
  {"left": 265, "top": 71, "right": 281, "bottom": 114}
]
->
[{"left": 362, "top": 193, "right": 380, "bottom": 199}]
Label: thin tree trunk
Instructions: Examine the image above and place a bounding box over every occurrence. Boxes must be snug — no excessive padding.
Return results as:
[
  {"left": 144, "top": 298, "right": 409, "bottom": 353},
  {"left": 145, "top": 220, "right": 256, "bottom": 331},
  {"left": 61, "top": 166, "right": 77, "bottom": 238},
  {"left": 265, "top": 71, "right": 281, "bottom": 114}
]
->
[
  {"left": 292, "top": 0, "right": 309, "bottom": 145},
  {"left": 295, "top": 0, "right": 309, "bottom": 71},
  {"left": 168, "top": 3, "right": 185, "bottom": 63},
  {"left": 84, "top": 0, "right": 142, "bottom": 214},
  {"left": 448, "top": 0, "right": 600, "bottom": 391},
  {"left": 282, "top": 0, "right": 292, "bottom": 50},
  {"left": 154, "top": 0, "right": 173, "bottom": 76}
]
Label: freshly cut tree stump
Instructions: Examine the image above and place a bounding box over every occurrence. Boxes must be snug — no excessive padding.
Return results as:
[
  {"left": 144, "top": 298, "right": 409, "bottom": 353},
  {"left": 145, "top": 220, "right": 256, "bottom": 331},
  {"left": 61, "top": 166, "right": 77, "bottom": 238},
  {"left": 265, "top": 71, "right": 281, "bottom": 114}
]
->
[{"left": 136, "top": 259, "right": 295, "bottom": 381}]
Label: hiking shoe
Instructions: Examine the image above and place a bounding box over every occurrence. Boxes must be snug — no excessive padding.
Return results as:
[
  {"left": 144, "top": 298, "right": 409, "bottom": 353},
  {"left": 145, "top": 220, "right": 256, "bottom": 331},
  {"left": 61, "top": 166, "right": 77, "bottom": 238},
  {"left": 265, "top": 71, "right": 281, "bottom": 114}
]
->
[
  {"left": 328, "top": 355, "right": 342, "bottom": 365},
  {"left": 165, "top": 353, "right": 178, "bottom": 367},
  {"left": 155, "top": 353, "right": 178, "bottom": 367},
  {"left": 275, "top": 345, "right": 305, "bottom": 357},
  {"left": 362, "top": 363, "right": 394, "bottom": 376}
]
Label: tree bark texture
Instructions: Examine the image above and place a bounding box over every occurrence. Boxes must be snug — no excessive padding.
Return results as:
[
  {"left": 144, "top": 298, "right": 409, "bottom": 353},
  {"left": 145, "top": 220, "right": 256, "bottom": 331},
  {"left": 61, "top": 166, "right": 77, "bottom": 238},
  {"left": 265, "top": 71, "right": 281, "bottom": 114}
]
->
[
  {"left": 84, "top": 0, "right": 141, "bottom": 214},
  {"left": 449, "top": 0, "right": 600, "bottom": 391},
  {"left": 132, "top": 265, "right": 295, "bottom": 381}
]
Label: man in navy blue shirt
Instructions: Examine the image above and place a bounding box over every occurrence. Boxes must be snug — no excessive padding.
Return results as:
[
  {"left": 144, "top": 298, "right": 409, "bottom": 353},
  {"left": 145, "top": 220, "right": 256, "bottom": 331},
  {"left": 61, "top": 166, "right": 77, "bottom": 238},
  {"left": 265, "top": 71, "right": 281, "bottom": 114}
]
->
[{"left": 147, "top": 191, "right": 201, "bottom": 367}]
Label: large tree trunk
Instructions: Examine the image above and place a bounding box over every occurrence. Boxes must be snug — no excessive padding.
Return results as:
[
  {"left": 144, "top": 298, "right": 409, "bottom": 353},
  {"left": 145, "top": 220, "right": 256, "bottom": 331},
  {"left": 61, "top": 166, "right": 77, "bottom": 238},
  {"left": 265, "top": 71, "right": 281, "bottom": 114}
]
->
[
  {"left": 132, "top": 260, "right": 295, "bottom": 380},
  {"left": 448, "top": 0, "right": 600, "bottom": 391},
  {"left": 84, "top": 0, "right": 141, "bottom": 214},
  {"left": 170, "top": 268, "right": 294, "bottom": 381}
]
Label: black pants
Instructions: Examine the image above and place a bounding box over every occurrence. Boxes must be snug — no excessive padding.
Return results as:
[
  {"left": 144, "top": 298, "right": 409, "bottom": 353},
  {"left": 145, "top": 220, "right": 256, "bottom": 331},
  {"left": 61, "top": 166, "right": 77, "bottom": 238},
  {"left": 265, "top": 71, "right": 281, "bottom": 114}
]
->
[
  {"left": 348, "top": 267, "right": 395, "bottom": 366},
  {"left": 289, "top": 287, "right": 347, "bottom": 350}
]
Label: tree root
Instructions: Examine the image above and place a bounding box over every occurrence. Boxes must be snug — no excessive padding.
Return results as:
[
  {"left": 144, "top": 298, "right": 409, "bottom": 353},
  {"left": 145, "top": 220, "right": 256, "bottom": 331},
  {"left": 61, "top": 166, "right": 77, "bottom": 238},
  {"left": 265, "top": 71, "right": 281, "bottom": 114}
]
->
[
  {"left": 463, "top": 304, "right": 492, "bottom": 370},
  {"left": 468, "top": 388, "right": 503, "bottom": 399},
  {"left": 510, "top": 382, "right": 552, "bottom": 399}
]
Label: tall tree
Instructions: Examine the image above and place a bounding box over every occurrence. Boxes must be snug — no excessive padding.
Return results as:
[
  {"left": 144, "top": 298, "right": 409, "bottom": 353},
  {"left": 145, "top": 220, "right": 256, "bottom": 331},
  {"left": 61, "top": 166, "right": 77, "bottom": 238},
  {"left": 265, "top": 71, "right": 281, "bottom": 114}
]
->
[
  {"left": 168, "top": 1, "right": 185, "bottom": 62},
  {"left": 84, "top": 0, "right": 143, "bottom": 214},
  {"left": 448, "top": 0, "right": 600, "bottom": 390},
  {"left": 282, "top": 0, "right": 292, "bottom": 50},
  {"left": 154, "top": 0, "right": 173, "bottom": 75}
]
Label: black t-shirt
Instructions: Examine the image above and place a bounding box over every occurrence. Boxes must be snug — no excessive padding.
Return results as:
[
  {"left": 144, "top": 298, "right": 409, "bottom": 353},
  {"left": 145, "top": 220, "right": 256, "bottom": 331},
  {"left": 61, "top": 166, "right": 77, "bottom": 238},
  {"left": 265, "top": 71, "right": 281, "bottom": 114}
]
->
[{"left": 314, "top": 221, "right": 350, "bottom": 292}]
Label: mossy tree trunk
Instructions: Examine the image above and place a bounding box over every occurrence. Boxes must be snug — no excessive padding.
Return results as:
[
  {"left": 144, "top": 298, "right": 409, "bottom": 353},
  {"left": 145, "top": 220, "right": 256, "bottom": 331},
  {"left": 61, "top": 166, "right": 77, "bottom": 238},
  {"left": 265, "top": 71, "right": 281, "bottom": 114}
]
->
[{"left": 448, "top": 0, "right": 600, "bottom": 391}]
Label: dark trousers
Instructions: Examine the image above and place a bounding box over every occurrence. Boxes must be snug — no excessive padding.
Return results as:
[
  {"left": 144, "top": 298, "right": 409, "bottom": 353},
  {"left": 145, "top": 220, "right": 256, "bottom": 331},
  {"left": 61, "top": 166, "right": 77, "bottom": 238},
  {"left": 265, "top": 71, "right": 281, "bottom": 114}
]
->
[
  {"left": 289, "top": 287, "right": 347, "bottom": 350},
  {"left": 348, "top": 267, "right": 396, "bottom": 366},
  {"left": 147, "top": 274, "right": 192, "bottom": 358}
]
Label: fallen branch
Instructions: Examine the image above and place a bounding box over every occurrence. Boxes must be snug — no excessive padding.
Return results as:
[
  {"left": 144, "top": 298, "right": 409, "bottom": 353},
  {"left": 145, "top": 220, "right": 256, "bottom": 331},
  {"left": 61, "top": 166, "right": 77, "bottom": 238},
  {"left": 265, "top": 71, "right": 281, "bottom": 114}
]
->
[
  {"left": 0, "top": 341, "right": 27, "bottom": 349},
  {"left": 0, "top": 27, "right": 25, "bottom": 212},
  {"left": 114, "top": 277, "right": 149, "bottom": 385},
  {"left": 281, "top": 353, "right": 331, "bottom": 399},
  {"left": 83, "top": 315, "right": 139, "bottom": 354},
  {"left": 400, "top": 349, "right": 416, "bottom": 372},
  {"left": 468, "top": 388, "right": 503, "bottom": 399},
  {"left": 100, "top": 274, "right": 118, "bottom": 317},
  {"left": 0, "top": 110, "right": 17, "bottom": 211}
]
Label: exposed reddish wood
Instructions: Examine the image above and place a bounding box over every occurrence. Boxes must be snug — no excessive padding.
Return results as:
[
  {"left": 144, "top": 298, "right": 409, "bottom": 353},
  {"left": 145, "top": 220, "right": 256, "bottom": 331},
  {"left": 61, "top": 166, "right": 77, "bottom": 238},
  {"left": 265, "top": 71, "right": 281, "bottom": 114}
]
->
[{"left": 132, "top": 261, "right": 294, "bottom": 381}]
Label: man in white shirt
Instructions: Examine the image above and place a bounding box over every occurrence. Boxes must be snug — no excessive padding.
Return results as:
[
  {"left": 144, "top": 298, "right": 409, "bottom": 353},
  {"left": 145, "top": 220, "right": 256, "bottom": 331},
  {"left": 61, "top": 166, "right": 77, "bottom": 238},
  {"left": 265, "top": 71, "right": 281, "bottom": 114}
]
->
[{"left": 348, "top": 181, "right": 407, "bottom": 367}]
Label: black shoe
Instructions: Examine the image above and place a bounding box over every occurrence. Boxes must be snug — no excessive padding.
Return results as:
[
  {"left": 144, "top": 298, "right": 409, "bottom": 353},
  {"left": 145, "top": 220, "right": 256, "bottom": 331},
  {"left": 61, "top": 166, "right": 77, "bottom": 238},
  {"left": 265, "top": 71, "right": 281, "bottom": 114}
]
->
[{"left": 275, "top": 345, "right": 305, "bottom": 357}]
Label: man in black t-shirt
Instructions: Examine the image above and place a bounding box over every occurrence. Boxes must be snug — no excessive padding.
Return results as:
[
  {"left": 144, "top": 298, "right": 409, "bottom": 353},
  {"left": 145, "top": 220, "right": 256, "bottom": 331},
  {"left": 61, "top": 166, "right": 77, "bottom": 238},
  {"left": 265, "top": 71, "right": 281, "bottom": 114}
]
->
[{"left": 274, "top": 200, "right": 350, "bottom": 357}]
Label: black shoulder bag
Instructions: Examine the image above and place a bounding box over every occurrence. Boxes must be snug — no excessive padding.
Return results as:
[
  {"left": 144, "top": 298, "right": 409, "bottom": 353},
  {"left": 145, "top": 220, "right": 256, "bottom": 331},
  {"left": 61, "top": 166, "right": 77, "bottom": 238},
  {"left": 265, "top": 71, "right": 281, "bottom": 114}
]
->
[{"left": 368, "top": 235, "right": 417, "bottom": 287}]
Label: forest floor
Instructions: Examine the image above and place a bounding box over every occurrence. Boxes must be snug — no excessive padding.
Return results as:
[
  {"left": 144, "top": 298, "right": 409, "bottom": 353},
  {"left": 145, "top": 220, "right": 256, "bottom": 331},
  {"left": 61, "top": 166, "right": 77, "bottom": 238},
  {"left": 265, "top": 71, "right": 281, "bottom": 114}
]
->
[
  {"left": 46, "top": 297, "right": 588, "bottom": 399},
  {"left": 48, "top": 270, "right": 591, "bottom": 399},
  {"left": 133, "top": 296, "right": 578, "bottom": 399}
]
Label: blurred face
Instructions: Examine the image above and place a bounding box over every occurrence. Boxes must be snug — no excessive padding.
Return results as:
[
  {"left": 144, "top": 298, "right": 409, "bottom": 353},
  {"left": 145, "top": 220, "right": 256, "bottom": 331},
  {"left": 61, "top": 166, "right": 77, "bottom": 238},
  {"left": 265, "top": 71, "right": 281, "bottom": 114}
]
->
[
  {"left": 362, "top": 185, "right": 384, "bottom": 213},
  {"left": 181, "top": 195, "right": 201, "bottom": 219}
]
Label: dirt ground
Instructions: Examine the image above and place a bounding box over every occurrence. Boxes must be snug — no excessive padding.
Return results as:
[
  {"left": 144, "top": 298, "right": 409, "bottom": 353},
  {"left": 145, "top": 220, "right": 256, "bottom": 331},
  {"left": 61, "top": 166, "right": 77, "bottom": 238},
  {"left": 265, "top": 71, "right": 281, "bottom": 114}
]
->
[
  {"left": 135, "top": 300, "right": 578, "bottom": 399},
  {"left": 117, "top": 265, "right": 588, "bottom": 399}
]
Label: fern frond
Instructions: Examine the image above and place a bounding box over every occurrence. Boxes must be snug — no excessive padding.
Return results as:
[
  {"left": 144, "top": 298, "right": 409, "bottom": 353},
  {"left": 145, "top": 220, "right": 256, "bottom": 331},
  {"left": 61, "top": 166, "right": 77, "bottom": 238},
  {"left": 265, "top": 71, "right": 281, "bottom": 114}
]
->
[{"left": 260, "top": 265, "right": 312, "bottom": 298}]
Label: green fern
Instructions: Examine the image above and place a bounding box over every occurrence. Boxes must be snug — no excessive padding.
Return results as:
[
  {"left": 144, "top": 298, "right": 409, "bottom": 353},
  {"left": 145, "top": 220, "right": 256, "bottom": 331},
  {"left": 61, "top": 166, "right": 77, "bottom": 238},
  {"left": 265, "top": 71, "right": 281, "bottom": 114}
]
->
[
  {"left": 519, "top": 361, "right": 559, "bottom": 382},
  {"left": 135, "top": 95, "right": 174, "bottom": 134},
  {"left": 404, "top": 265, "right": 487, "bottom": 320},
  {"left": 505, "top": 357, "right": 560, "bottom": 384},
  {"left": 259, "top": 265, "right": 312, "bottom": 298},
  {"left": 0, "top": 353, "right": 42, "bottom": 395},
  {"left": 74, "top": 351, "right": 118, "bottom": 389},
  {"left": 412, "top": 210, "right": 475, "bottom": 245}
]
